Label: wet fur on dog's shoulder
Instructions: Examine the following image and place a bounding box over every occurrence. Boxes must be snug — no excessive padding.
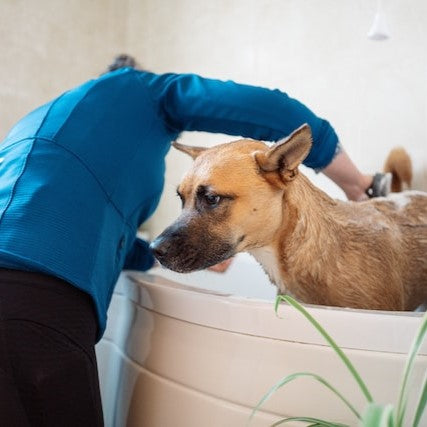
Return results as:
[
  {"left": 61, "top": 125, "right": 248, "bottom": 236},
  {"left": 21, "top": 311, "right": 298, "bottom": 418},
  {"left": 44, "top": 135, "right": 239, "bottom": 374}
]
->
[{"left": 152, "top": 125, "right": 427, "bottom": 310}]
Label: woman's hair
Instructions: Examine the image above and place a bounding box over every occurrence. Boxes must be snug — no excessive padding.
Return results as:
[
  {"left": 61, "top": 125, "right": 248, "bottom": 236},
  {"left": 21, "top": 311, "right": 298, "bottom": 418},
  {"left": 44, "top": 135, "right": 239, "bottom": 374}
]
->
[{"left": 106, "top": 54, "right": 140, "bottom": 72}]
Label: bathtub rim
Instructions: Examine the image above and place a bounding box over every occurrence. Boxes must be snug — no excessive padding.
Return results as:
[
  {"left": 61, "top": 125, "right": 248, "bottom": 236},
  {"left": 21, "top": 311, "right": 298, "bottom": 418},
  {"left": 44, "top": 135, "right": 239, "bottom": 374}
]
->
[{"left": 121, "top": 271, "right": 426, "bottom": 356}]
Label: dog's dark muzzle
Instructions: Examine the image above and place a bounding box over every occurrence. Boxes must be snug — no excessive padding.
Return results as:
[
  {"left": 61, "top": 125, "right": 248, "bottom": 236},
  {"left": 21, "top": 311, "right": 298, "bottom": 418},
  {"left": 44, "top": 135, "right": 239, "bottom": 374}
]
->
[{"left": 150, "top": 221, "right": 234, "bottom": 273}]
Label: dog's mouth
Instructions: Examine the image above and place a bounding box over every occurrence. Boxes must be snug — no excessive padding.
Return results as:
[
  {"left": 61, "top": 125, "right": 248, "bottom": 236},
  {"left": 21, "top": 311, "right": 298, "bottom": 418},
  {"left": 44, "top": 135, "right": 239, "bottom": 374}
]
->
[{"left": 150, "top": 227, "right": 236, "bottom": 273}]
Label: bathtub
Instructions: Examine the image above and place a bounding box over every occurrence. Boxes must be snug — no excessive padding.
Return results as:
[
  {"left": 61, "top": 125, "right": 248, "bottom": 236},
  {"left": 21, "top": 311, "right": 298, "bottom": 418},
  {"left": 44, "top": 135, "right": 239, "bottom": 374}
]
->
[{"left": 96, "top": 253, "right": 427, "bottom": 427}]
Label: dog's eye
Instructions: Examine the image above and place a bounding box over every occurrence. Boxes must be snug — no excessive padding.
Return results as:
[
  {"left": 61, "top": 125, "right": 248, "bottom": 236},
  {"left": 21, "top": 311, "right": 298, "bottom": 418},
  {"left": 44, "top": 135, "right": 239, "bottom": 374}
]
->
[{"left": 204, "top": 194, "right": 221, "bottom": 206}]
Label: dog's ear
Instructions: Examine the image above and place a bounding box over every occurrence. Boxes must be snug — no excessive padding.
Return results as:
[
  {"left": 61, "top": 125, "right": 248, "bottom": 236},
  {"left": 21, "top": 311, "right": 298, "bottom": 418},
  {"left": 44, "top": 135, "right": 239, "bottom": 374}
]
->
[
  {"left": 254, "top": 124, "right": 312, "bottom": 183},
  {"left": 173, "top": 141, "right": 207, "bottom": 160}
]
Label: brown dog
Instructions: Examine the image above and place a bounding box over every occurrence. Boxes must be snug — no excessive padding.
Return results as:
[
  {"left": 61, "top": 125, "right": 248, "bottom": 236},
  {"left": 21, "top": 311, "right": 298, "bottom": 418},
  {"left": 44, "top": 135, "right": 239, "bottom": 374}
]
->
[{"left": 151, "top": 125, "right": 427, "bottom": 310}]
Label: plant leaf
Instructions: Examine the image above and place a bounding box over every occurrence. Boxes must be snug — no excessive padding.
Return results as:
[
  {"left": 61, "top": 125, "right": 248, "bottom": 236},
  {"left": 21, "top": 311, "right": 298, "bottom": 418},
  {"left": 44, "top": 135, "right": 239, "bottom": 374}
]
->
[
  {"left": 412, "top": 370, "right": 427, "bottom": 427},
  {"left": 276, "top": 295, "right": 374, "bottom": 403},
  {"left": 271, "top": 416, "right": 349, "bottom": 427},
  {"left": 395, "top": 311, "right": 427, "bottom": 426},
  {"left": 361, "top": 403, "right": 394, "bottom": 427},
  {"left": 249, "top": 372, "right": 360, "bottom": 423}
]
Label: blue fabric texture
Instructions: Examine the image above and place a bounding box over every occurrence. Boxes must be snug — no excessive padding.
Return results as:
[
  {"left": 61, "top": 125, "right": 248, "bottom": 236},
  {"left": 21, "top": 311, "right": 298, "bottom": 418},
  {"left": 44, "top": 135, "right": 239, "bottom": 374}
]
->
[{"left": 0, "top": 68, "right": 338, "bottom": 339}]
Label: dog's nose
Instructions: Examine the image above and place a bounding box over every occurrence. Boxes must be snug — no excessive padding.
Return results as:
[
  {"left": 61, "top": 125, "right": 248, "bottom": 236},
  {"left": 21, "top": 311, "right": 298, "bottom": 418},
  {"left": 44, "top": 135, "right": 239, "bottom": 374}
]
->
[{"left": 149, "top": 237, "right": 169, "bottom": 259}]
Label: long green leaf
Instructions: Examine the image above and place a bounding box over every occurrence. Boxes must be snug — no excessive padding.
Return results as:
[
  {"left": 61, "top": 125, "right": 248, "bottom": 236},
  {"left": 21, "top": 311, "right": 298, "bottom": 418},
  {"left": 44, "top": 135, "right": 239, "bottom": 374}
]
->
[
  {"left": 361, "top": 403, "right": 394, "bottom": 427},
  {"left": 249, "top": 372, "right": 360, "bottom": 422},
  {"left": 271, "top": 416, "right": 348, "bottom": 427},
  {"left": 395, "top": 311, "right": 427, "bottom": 426},
  {"left": 412, "top": 372, "right": 427, "bottom": 427},
  {"left": 276, "top": 295, "right": 373, "bottom": 403}
]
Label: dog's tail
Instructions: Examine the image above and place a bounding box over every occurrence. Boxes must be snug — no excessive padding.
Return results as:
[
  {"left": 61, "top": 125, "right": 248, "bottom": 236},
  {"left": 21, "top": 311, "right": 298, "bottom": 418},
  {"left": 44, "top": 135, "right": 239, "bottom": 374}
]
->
[{"left": 383, "top": 147, "right": 413, "bottom": 192}]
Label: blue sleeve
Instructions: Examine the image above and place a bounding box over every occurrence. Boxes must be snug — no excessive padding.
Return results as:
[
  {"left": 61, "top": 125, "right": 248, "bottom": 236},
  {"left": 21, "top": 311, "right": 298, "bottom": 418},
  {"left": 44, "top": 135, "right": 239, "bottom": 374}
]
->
[
  {"left": 123, "top": 238, "right": 155, "bottom": 271},
  {"left": 159, "top": 74, "right": 339, "bottom": 170}
]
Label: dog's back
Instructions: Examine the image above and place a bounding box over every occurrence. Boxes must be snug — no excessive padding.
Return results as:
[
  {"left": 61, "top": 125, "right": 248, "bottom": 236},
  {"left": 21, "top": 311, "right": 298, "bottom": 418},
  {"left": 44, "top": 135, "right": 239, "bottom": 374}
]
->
[
  {"left": 370, "top": 191, "right": 427, "bottom": 309},
  {"left": 381, "top": 147, "right": 426, "bottom": 307}
]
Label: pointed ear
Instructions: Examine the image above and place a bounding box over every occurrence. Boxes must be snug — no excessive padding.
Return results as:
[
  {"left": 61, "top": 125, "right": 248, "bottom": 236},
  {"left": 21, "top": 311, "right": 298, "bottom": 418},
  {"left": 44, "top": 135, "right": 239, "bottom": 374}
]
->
[
  {"left": 172, "top": 141, "right": 207, "bottom": 160},
  {"left": 254, "top": 124, "right": 312, "bottom": 182}
]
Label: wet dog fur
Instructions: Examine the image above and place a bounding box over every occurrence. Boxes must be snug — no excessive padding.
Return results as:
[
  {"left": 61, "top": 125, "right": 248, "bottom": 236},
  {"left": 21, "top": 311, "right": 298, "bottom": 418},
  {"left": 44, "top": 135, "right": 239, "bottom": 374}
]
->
[{"left": 151, "top": 125, "right": 427, "bottom": 310}]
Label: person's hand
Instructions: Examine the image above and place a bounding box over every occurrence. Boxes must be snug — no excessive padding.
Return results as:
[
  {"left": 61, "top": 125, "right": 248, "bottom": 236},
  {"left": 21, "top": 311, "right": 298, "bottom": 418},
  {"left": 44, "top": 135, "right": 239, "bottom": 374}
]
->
[
  {"left": 207, "top": 257, "right": 233, "bottom": 273},
  {"left": 150, "top": 259, "right": 161, "bottom": 269}
]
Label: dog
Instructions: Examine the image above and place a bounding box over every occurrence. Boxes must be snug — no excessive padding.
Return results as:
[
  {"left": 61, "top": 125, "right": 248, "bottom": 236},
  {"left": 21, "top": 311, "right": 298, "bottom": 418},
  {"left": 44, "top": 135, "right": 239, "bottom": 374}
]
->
[{"left": 151, "top": 125, "right": 427, "bottom": 310}]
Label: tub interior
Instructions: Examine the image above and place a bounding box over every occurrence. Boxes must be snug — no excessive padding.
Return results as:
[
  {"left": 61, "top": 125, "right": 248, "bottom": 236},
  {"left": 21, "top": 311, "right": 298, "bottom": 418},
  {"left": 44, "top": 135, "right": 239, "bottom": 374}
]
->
[
  {"left": 149, "top": 252, "right": 277, "bottom": 300},
  {"left": 149, "top": 252, "right": 426, "bottom": 313}
]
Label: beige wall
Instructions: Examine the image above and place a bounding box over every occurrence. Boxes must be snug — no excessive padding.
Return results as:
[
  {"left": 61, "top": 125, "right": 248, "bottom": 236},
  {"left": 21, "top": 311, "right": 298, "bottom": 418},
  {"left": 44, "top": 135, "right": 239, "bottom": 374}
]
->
[
  {"left": 2, "top": 0, "right": 427, "bottom": 238},
  {"left": 0, "top": 0, "right": 129, "bottom": 138},
  {"left": 127, "top": 0, "right": 427, "bottom": 237}
]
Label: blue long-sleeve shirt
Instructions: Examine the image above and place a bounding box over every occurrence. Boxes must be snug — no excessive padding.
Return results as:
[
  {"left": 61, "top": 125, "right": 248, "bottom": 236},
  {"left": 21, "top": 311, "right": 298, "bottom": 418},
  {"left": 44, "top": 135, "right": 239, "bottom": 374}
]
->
[{"left": 0, "top": 68, "right": 338, "bottom": 338}]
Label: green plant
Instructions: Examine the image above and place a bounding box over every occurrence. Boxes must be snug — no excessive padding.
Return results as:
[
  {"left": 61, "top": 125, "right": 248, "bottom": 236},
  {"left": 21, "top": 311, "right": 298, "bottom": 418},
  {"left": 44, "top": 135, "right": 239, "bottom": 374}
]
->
[{"left": 249, "top": 295, "right": 427, "bottom": 426}]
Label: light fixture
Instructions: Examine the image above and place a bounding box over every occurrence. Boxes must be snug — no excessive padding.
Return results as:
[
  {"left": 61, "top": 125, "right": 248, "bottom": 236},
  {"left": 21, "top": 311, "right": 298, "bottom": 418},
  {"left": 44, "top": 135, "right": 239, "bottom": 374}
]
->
[{"left": 367, "top": 0, "right": 390, "bottom": 40}]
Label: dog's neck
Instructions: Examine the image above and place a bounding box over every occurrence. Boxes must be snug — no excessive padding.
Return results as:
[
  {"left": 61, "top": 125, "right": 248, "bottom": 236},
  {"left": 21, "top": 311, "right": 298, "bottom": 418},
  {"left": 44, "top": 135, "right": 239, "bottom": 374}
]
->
[{"left": 249, "top": 173, "right": 352, "bottom": 301}]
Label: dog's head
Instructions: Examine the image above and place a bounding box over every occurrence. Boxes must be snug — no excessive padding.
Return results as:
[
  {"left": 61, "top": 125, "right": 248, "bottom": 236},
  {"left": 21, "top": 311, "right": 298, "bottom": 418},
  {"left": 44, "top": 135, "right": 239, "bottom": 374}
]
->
[{"left": 150, "top": 124, "right": 312, "bottom": 272}]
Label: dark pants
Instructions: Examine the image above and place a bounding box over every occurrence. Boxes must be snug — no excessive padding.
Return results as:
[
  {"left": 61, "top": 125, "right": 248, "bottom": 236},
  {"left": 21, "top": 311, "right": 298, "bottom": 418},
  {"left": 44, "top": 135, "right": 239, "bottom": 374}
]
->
[{"left": 0, "top": 269, "right": 104, "bottom": 427}]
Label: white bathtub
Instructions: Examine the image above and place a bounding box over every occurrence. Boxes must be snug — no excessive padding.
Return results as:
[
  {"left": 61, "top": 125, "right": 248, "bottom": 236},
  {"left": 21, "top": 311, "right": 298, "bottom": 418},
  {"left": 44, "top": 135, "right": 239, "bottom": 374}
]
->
[{"left": 96, "top": 253, "right": 427, "bottom": 427}]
